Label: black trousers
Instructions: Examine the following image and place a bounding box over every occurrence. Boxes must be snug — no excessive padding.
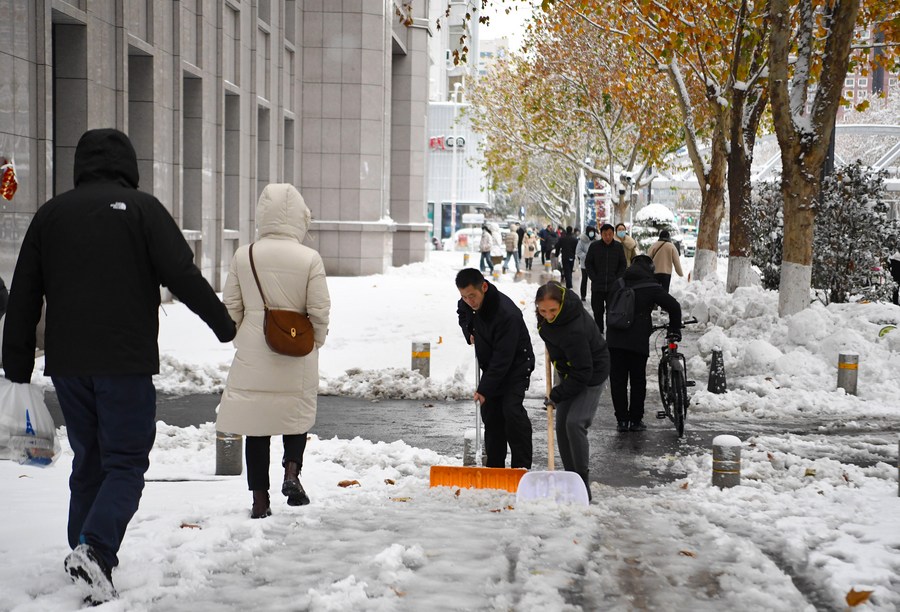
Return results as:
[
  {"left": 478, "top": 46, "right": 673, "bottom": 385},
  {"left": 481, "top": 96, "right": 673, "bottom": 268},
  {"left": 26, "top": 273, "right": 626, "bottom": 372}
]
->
[
  {"left": 561, "top": 257, "right": 575, "bottom": 289},
  {"left": 245, "top": 434, "right": 308, "bottom": 491},
  {"left": 655, "top": 272, "right": 672, "bottom": 292},
  {"left": 590, "top": 290, "right": 611, "bottom": 334},
  {"left": 580, "top": 269, "right": 588, "bottom": 299},
  {"left": 480, "top": 387, "right": 533, "bottom": 468},
  {"left": 609, "top": 348, "right": 650, "bottom": 424},
  {"left": 53, "top": 375, "right": 157, "bottom": 570}
]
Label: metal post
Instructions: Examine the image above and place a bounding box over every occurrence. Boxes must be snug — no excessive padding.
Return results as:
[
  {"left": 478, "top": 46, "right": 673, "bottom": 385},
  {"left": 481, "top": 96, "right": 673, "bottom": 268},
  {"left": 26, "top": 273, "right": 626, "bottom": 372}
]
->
[
  {"left": 708, "top": 347, "right": 727, "bottom": 394},
  {"left": 712, "top": 435, "right": 741, "bottom": 488},
  {"left": 463, "top": 252, "right": 470, "bottom": 266},
  {"left": 837, "top": 353, "right": 859, "bottom": 395},
  {"left": 215, "top": 431, "right": 243, "bottom": 476},
  {"left": 411, "top": 342, "right": 430, "bottom": 378}
]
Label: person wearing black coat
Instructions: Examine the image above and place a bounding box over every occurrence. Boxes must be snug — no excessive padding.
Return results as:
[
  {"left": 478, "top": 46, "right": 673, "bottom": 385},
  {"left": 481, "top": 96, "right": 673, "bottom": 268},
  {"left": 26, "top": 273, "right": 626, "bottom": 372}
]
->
[
  {"left": 606, "top": 255, "right": 682, "bottom": 432},
  {"left": 456, "top": 269, "right": 534, "bottom": 468},
  {"left": 554, "top": 226, "right": 579, "bottom": 290},
  {"left": 536, "top": 282, "right": 609, "bottom": 496},
  {"left": 2, "top": 128, "right": 236, "bottom": 603},
  {"left": 584, "top": 223, "right": 627, "bottom": 334},
  {"left": 516, "top": 223, "right": 526, "bottom": 260}
]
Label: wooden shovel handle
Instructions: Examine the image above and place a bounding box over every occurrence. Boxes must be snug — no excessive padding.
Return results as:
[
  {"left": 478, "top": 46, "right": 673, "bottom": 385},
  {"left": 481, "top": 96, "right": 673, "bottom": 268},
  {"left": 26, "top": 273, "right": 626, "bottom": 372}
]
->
[{"left": 545, "top": 345, "right": 554, "bottom": 471}]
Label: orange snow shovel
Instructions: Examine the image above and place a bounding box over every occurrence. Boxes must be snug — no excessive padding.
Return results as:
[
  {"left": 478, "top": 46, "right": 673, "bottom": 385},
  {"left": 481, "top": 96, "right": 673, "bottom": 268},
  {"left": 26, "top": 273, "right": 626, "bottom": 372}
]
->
[
  {"left": 429, "top": 353, "right": 527, "bottom": 492},
  {"left": 516, "top": 347, "right": 590, "bottom": 506}
]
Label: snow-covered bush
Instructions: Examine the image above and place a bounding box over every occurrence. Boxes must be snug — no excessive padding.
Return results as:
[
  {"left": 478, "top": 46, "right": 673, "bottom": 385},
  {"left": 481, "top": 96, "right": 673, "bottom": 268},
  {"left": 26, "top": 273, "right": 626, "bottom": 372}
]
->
[
  {"left": 748, "top": 162, "right": 900, "bottom": 303},
  {"left": 747, "top": 179, "right": 783, "bottom": 291},
  {"left": 813, "top": 162, "right": 900, "bottom": 304}
]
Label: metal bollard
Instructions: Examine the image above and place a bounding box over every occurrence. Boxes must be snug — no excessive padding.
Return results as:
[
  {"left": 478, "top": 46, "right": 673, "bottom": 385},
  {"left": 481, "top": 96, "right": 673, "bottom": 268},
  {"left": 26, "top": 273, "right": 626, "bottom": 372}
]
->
[
  {"left": 411, "top": 341, "right": 431, "bottom": 377},
  {"left": 492, "top": 269, "right": 500, "bottom": 281},
  {"left": 463, "top": 253, "right": 470, "bottom": 266},
  {"left": 837, "top": 353, "right": 859, "bottom": 395},
  {"left": 712, "top": 435, "right": 741, "bottom": 488},
  {"left": 215, "top": 431, "right": 243, "bottom": 476}
]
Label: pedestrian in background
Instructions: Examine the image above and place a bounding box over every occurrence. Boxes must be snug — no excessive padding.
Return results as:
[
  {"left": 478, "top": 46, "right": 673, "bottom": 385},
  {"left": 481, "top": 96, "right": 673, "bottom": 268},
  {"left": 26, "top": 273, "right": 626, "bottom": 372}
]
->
[
  {"left": 584, "top": 223, "right": 627, "bottom": 334},
  {"left": 606, "top": 256, "right": 681, "bottom": 432},
  {"left": 648, "top": 229, "right": 683, "bottom": 292},
  {"left": 890, "top": 251, "right": 900, "bottom": 305},
  {"left": 615, "top": 223, "right": 639, "bottom": 266},
  {"left": 502, "top": 225, "right": 521, "bottom": 273},
  {"left": 516, "top": 222, "right": 525, "bottom": 260},
  {"left": 456, "top": 269, "right": 534, "bottom": 469},
  {"left": 539, "top": 224, "right": 556, "bottom": 265},
  {"left": 554, "top": 226, "right": 579, "bottom": 290},
  {"left": 2, "top": 128, "right": 237, "bottom": 605},
  {"left": 575, "top": 226, "right": 595, "bottom": 301},
  {"left": 535, "top": 281, "right": 609, "bottom": 498},
  {"left": 523, "top": 229, "right": 539, "bottom": 271},
  {"left": 479, "top": 225, "right": 494, "bottom": 273},
  {"left": 217, "top": 183, "right": 331, "bottom": 520}
]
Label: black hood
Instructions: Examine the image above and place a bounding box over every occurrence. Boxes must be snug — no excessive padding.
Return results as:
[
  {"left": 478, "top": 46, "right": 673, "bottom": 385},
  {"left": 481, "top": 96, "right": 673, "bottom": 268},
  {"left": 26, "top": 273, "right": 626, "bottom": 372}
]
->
[
  {"left": 73, "top": 128, "right": 139, "bottom": 188},
  {"left": 624, "top": 258, "right": 656, "bottom": 282},
  {"left": 541, "top": 287, "right": 581, "bottom": 328}
]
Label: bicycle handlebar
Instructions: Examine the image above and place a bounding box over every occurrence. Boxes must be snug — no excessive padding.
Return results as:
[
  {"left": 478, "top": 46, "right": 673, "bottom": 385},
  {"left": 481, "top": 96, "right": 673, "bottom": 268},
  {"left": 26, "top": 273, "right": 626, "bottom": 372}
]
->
[{"left": 652, "top": 316, "right": 698, "bottom": 332}]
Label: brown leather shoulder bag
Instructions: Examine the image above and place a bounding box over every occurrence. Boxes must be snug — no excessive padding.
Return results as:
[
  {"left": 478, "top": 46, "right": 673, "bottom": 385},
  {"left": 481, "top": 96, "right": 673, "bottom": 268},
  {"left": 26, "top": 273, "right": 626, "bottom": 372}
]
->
[{"left": 248, "top": 243, "right": 315, "bottom": 357}]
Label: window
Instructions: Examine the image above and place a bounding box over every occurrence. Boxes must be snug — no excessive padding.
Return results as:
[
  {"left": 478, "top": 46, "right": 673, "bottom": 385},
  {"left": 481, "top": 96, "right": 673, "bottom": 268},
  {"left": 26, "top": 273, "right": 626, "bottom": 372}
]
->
[
  {"left": 845, "top": 89, "right": 854, "bottom": 98},
  {"left": 857, "top": 90, "right": 867, "bottom": 100},
  {"left": 890, "top": 77, "right": 898, "bottom": 87},
  {"left": 858, "top": 78, "right": 868, "bottom": 88},
  {"left": 845, "top": 77, "right": 854, "bottom": 87}
]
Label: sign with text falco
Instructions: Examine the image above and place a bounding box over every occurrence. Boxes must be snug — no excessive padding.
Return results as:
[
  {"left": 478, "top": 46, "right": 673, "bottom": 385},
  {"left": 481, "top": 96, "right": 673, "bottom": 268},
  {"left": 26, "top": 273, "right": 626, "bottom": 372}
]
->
[{"left": 429, "top": 136, "right": 466, "bottom": 151}]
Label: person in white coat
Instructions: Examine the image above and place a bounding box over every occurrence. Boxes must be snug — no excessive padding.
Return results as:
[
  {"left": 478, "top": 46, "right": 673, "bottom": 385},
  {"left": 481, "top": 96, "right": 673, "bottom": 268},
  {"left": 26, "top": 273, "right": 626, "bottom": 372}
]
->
[{"left": 217, "top": 184, "right": 331, "bottom": 519}]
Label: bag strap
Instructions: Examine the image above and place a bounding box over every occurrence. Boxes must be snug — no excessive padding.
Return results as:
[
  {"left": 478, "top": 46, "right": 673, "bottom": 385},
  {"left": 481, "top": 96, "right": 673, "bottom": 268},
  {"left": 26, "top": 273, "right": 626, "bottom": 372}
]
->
[{"left": 248, "top": 243, "right": 270, "bottom": 310}]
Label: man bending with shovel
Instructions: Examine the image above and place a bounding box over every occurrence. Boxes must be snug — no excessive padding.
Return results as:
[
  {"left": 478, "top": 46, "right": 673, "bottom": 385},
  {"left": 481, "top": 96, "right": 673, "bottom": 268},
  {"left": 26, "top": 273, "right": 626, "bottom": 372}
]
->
[{"left": 456, "top": 269, "right": 535, "bottom": 469}]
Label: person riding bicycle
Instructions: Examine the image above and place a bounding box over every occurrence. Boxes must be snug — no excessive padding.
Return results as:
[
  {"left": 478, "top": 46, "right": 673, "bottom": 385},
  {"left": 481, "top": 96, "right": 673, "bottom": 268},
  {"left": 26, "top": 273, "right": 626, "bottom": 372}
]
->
[{"left": 606, "top": 255, "right": 681, "bottom": 432}]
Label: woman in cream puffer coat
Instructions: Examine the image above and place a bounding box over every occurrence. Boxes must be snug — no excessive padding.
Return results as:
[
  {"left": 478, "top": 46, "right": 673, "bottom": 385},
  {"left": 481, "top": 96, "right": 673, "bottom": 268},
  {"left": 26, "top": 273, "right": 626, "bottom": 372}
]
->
[{"left": 217, "top": 183, "right": 331, "bottom": 518}]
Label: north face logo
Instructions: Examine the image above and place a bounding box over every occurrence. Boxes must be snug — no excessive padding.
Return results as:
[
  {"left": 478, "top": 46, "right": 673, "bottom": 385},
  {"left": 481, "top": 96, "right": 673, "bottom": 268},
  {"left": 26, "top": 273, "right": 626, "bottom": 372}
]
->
[{"left": 110, "top": 202, "right": 126, "bottom": 211}]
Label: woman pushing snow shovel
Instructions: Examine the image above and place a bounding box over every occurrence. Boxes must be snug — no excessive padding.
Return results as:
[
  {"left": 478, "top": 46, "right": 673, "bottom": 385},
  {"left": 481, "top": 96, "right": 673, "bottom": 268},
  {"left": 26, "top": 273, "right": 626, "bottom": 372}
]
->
[{"left": 518, "top": 281, "right": 610, "bottom": 505}]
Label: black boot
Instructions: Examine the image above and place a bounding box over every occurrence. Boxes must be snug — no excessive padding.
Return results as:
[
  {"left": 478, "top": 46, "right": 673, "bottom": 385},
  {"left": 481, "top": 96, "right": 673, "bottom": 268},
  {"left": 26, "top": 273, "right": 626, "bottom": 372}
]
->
[
  {"left": 282, "top": 461, "right": 311, "bottom": 506},
  {"left": 251, "top": 490, "right": 271, "bottom": 519}
]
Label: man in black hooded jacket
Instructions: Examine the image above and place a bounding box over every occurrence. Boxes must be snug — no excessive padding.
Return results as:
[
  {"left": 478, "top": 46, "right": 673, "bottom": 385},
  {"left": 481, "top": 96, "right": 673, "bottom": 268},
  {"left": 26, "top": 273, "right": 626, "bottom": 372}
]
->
[
  {"left": 606, "top": 255, "right": 682, "bottom": 432},
  {"left": 2, "top": 128, "right": 236, "bottom": 603},
  {"left": 456, "top": 268, "right": 534, "bottom": 468}
]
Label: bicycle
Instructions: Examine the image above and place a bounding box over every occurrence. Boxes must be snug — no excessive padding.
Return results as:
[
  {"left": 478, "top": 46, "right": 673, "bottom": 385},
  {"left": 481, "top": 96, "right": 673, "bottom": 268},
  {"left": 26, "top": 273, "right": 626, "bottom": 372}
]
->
[{"left": 652, "top": 317, "right": 698, "bottom": 437}]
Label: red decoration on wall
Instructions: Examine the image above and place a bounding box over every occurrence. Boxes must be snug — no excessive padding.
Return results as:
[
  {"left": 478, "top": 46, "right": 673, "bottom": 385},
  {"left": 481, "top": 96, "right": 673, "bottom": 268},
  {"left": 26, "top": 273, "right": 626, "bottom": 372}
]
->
[{"left": 0, "top": 158, "right": 17, "bottom": 201}]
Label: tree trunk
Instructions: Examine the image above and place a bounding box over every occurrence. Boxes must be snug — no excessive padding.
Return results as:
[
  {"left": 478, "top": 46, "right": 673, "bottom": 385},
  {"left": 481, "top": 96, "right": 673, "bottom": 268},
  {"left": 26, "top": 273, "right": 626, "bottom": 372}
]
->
[
  {"left": 777, "top": 168, "right": 819, "bottom": 315},
  {"left": 693, "top": 127, "right": 728, "bottom": 281}
]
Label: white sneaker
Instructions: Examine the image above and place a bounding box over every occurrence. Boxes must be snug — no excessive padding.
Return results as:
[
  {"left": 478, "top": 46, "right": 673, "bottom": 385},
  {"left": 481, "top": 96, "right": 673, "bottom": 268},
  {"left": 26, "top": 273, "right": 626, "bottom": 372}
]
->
[{"left": 64, "top": 544, "right": 118, "bottom": 604}]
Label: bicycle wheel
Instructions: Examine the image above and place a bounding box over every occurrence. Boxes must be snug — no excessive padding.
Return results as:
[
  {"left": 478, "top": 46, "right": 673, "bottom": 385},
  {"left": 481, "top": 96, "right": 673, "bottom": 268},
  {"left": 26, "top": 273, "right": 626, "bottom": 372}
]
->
[
  {"left": 658, "top": 359, "right": 671, "bottom": 413},
  {"left": 671, "top": 368, "right": 687, "bottom": 437}
]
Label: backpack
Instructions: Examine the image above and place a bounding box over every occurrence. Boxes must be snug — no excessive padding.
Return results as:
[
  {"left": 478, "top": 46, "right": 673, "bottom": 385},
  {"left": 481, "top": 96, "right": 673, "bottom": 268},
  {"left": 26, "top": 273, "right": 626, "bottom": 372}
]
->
[{"left": 606, "top": 278, "right": 658, "bottom": 330}]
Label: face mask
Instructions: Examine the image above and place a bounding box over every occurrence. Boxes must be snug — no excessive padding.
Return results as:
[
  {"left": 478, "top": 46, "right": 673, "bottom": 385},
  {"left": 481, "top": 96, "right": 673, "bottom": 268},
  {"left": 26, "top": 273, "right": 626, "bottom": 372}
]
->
[
  {"left": 617, "top": 230, "right": 626, "bottom": 238},
  {"left": 587, "top": 232, "right": 595, "bottom": 238}
]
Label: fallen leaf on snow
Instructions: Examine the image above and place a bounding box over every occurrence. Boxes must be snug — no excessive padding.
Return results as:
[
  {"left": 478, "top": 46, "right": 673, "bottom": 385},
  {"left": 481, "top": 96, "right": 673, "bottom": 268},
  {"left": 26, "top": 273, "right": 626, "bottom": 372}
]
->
[
  {"left": 180, "top": 522, "right": 201, "bottom": 530},
  {"left": 846, "top": 588, "right": 874, "bottom": 607},
  {"left": 384, "top": 479, "right": 396, "bottom": 485},
  {"left": 680, "top": 482, "right": 689, "bottom": 490},
  {"left": 804, "top": 468, "right": 816, "bottom": 477},
  {"left": 679, "top": 550, "right": 696, "bottom": 557},
  {"left": 391, "top": 497, "right": 411, "bottom": 502},
  {"left": 338, "top": 479, "right": 361, "bottom": 488}
]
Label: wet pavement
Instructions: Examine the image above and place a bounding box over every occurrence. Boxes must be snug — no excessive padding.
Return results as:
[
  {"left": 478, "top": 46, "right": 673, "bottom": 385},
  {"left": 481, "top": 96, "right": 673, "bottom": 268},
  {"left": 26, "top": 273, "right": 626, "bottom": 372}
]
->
[{"left": 44, "top": 390, "right": 895, "bottom": 489}]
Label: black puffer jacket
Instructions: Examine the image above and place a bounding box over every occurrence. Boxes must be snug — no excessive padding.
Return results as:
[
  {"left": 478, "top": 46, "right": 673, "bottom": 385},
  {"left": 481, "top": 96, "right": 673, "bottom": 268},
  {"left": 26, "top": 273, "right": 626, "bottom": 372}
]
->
[
  {"left": 605, "top": 260, "right": 682, "bottom": 356},
  {"left": 585, "top": 239, "right": 626, "bottom": 292},
  {"left": 2, "top": 128, "right": 236, "bottom": 382},
  {"left": 457, "top": 282, "right": 534, "bottom": 396},
  {"left": 538, "top": 288, "right": 610, "bottom": 404},
  {"left": 554, "top": 232, "right": 579, "bottom": 262}
]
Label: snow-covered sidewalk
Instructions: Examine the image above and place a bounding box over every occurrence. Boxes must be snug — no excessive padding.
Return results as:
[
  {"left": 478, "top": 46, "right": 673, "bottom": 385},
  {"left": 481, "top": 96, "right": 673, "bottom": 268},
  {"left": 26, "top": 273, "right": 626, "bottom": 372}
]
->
[{"left": 2, "top": 251, "right": 900, "bottom": 610}]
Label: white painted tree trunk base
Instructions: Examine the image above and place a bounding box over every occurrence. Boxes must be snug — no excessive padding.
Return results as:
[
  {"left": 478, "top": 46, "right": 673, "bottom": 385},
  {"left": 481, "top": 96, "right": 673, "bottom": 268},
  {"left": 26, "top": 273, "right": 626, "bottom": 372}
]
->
[
  {"left": 726, "top": 256, "right": 758, "bottom": 293},
  {"left": 691, "top": 249, "right": 718, "bottom": 281},
  {"left": 778, "top": 261, "right": 812, "bottom": 316}
]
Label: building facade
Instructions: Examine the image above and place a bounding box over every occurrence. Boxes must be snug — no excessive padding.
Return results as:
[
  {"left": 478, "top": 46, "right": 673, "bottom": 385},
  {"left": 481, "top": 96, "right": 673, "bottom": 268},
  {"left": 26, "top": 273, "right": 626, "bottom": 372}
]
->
[{"left": 0, "top": 0, "right": 432, "bottom": 288}]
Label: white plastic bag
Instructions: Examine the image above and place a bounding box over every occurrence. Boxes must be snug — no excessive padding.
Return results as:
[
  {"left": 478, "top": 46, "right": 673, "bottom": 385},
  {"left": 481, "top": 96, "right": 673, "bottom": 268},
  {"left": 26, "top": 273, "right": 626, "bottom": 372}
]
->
[{"left": 0, "top": 379, "right": 60, "bottom": 466}]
